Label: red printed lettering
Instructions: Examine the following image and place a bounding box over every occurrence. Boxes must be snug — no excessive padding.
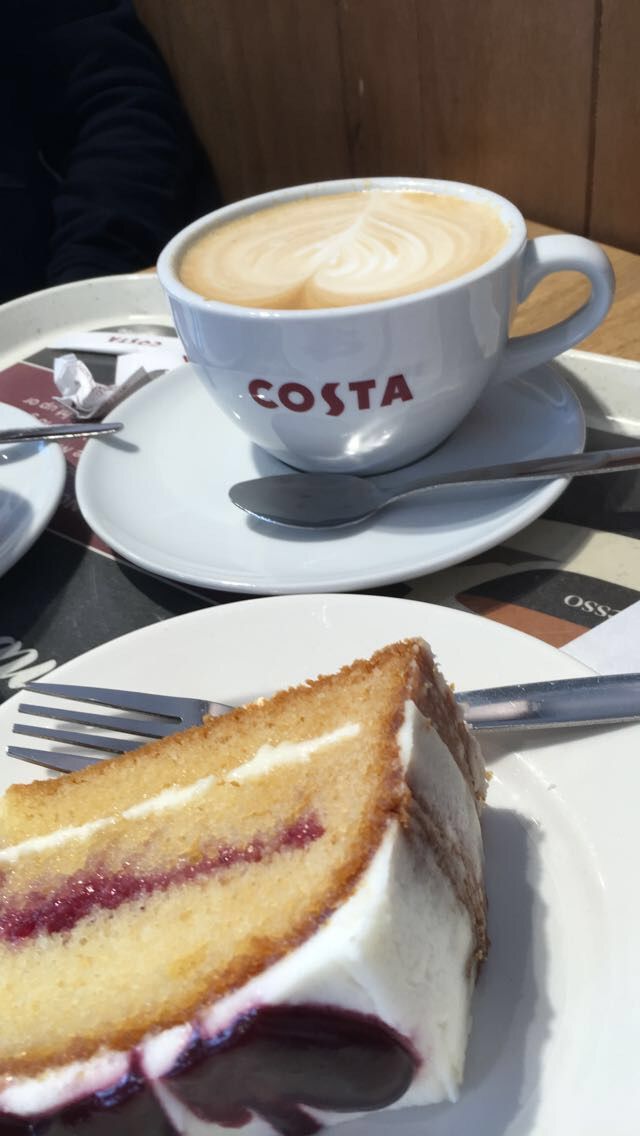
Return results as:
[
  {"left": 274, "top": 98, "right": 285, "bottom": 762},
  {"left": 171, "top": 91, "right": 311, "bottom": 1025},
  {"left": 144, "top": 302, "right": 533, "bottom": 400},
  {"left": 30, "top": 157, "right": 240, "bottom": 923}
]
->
[
  {"left": 348, "top": 380, "right": 376, "bottom": 410},
  {"left": 247, "top": 373, "right": 413, "bottom": 413},
  {"left": 108, "top": 336, "right": 162, "bottom": 347},
  {"left": 249, "top": 379, "right": 278, "bottom": 409},
  {"left": 279, "top": 383, "right": 314, "bottom": 412},
  {"left": 321, "top": 383, "right": 345, "bottom": 417},
  {"left": 381, "top": 373, "right": 413, "bottom": 406}
]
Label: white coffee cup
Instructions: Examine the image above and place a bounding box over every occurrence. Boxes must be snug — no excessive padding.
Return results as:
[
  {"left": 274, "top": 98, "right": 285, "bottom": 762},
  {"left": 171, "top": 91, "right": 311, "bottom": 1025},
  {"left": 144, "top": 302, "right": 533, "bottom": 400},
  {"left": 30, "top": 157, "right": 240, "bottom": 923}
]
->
[{"left": 157, "top": 177, "right": 614, "bottom": 475}]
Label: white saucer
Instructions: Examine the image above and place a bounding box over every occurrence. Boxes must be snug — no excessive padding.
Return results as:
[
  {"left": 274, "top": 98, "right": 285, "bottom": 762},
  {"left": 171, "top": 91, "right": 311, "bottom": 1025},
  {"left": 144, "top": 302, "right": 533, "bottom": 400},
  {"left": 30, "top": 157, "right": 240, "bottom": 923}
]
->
[
  {"left": 1, "top": 594, "right": 635, "bottom": 1135},
  {"left": 0, "top": 403, "right": 66, "bottom": 579},
  {"left": 76, "top": 363, "right": 585, "bottom": 594}
]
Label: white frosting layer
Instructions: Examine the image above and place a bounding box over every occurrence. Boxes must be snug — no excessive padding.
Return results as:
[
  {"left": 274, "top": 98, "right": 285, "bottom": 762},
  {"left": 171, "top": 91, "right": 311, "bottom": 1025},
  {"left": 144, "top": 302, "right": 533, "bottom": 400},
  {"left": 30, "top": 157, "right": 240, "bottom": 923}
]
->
[
  {"left": 0, "top": 1051, "right": 129, "bottom": 1117},
  {"left": 0, "top": 701, "right": 484, "bottom": 1133}
]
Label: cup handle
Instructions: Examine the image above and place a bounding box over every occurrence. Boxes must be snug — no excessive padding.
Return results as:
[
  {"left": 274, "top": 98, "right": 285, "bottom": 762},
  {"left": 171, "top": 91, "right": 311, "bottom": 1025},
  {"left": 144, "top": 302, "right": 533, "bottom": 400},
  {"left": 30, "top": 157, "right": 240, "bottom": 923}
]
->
[{"left": 491, "top": 234, "right": 615, "bottom": 385}]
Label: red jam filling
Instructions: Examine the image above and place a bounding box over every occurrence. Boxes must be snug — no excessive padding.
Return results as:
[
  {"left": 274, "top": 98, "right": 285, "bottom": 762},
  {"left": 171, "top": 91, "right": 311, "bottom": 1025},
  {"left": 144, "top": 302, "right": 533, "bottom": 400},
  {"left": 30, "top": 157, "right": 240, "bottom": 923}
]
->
[{"left": 0, "top": 813, "right": 324, "bottom": 944}]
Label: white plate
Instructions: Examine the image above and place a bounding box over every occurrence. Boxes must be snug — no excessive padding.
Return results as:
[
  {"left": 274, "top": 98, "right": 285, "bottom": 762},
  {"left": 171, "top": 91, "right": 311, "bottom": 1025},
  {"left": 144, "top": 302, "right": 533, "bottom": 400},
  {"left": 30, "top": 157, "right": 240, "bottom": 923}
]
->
[
  {"left": 0, "top": 594, "right": 634, "bottom": 1134},
  {"left": 0, "top": 404, "right": 66, "bottom": 578},
  {"left": 75, "top": 361, "right": 585, "bottom": 593}
]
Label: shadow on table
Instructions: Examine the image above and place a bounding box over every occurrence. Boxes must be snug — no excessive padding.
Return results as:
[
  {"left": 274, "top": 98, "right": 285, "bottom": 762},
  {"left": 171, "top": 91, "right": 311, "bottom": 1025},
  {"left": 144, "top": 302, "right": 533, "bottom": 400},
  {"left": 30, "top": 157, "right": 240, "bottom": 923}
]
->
[{"left": 0, "top": 531, "right": 224, "bottom": 700}]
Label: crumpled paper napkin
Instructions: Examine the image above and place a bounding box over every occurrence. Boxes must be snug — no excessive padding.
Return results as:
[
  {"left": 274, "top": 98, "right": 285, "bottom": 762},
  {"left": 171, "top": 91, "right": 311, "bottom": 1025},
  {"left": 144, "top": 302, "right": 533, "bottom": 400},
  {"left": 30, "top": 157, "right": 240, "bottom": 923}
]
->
[
  {"left": 52, "top": 342, "right": 185, "bottom": 420},
  {"left": 53, "top": 355, "right": 152, "bottom": 420}
]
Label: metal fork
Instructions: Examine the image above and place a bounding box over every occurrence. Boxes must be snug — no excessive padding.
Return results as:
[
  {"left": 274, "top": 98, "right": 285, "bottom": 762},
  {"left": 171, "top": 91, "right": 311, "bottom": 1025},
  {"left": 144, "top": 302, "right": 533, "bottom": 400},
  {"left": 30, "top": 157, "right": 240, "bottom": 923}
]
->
[
  {"left": 7, "top": 672, "right": 640, "bottom": 773},
  {"left": 9, "top": 684, "right": 232, "bottom": 772}
]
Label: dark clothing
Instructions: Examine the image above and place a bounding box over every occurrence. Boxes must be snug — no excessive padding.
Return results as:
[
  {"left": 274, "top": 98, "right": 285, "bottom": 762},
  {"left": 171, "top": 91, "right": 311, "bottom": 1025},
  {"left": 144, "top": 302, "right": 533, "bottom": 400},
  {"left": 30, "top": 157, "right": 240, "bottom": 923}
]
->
[{"left": 1, "top": 0, "right": 217, "bottom": 303}]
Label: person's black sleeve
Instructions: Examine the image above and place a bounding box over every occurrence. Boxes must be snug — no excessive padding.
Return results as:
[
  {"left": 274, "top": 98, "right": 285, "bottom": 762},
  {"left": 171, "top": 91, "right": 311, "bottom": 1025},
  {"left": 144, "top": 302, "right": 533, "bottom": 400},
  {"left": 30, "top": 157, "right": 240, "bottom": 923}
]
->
[{"left": 38, "top": 0, "right": 218, "bottom": 285}]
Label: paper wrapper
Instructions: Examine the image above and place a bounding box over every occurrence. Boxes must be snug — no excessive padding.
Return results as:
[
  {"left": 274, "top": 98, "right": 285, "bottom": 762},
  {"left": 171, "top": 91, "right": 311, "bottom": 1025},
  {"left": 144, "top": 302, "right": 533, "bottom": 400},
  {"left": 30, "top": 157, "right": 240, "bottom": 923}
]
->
[{"left": 52, "top": 345, "right": 184, "bottom": 420}]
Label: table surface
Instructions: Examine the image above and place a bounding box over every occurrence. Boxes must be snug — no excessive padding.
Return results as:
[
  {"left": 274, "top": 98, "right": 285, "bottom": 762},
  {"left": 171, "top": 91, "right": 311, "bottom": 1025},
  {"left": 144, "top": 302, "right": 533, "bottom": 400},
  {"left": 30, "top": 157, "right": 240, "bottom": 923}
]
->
[{"left": 521, "top": 221, "right": 640, "bottom": 360}]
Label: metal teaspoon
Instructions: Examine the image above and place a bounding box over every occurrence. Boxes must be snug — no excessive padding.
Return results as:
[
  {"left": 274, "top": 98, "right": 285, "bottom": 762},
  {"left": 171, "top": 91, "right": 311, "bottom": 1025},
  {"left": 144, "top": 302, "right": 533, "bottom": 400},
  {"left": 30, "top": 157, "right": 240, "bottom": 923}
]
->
[
  {"left": 0, "top": 422, "right": 123, "bottom": 444},
  {"left": 229, "top": 446, "right": 640, "bottom": 528}
]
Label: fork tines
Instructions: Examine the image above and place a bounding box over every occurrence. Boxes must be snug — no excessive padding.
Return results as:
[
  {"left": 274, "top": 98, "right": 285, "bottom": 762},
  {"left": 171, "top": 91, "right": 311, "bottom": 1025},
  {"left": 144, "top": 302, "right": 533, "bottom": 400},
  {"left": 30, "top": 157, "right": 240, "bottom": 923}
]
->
[
  {"left": 23, "top": 681, "right": 191, "bottom": 718},
  {"left": 6, "top": 745, "right": 102, "bottom": 774},
  {"left": 9, "top": 682, "right": 229, "bottom": 773},
  {"left": 9, "top": 681, "right": 211, "bottom": 773}
]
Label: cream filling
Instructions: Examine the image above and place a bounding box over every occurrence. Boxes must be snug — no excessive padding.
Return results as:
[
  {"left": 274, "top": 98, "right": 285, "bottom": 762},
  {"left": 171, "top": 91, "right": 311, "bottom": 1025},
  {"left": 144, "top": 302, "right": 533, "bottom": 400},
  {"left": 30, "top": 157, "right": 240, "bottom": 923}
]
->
[
  {"left": 0, "top": 722, "right": 360, "bottom": 865},
  {"left": 229, "top": 723, "right": 359, "bottom": 782}
]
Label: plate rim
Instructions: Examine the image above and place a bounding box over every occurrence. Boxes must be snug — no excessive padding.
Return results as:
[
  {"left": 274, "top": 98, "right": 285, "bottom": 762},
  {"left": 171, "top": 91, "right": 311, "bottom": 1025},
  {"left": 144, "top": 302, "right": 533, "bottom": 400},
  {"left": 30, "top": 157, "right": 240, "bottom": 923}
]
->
[
  {"left": 0, "top": 592, "right": 597, "bottom": 793},
  {"left": 0, "top": 592, "right": 596, "bottom": 704}
]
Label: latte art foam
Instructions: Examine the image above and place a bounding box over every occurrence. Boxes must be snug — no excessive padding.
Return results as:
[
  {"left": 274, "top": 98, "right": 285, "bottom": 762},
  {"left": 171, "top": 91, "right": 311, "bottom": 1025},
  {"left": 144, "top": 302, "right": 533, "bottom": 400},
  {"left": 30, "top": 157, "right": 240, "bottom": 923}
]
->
[{"left": 179, "top": 190, "right": 510, "bottom": 310}]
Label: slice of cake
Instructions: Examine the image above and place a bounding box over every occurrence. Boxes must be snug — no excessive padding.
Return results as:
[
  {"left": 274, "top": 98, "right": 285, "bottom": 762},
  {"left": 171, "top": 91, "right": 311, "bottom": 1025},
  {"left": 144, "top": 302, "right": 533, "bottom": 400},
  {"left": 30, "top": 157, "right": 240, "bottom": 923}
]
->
[{"left": 0, "top": 638, "right": 487, "bottom": 1135}]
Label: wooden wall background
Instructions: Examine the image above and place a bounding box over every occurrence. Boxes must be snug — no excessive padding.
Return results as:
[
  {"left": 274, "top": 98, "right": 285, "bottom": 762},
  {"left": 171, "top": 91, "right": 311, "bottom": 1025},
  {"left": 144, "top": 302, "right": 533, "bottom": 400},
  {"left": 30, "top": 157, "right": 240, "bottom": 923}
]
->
[{"left": 135, "top": 0, "right": 639, "bottom": 251}]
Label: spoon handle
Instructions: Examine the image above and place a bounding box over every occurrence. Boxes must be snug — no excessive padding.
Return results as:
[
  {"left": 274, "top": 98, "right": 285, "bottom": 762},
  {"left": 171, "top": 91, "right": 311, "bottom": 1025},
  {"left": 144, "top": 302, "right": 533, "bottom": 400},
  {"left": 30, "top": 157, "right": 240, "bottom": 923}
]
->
[
  {"left": 390, "top": 445, "right": 640, "bottom": 500},
  {"left": 0, "top": 422, "right": 123, "bottom": 444}
]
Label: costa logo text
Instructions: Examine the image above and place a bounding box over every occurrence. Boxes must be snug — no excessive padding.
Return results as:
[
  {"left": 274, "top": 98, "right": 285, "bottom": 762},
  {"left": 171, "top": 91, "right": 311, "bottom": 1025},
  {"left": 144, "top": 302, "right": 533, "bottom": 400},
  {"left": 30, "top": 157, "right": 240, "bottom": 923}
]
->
[{"left": 248, "top": 374, "right": 413, "bottom": 416}]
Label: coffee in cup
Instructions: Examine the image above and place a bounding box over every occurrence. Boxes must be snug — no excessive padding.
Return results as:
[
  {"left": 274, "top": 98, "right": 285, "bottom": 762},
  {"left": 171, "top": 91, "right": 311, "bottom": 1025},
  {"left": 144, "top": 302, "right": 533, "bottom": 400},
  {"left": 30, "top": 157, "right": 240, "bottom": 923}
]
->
[
  {"left": 158, "top": 177, "right": 614, "bottom": 476},
  {"left": 178, "top": 189, "right": 510, "bottom": 310}
]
